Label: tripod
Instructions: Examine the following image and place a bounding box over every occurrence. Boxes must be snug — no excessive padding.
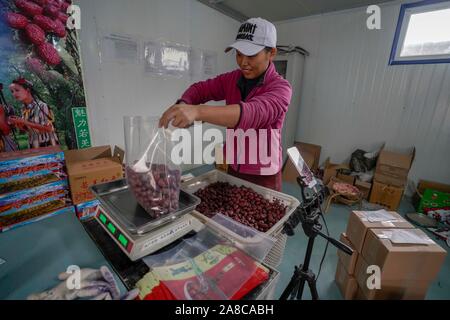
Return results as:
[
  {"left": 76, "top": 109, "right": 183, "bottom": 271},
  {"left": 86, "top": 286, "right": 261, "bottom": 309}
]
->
[{"left": 280, "top": 178, "right": 353, "bottom": 300}]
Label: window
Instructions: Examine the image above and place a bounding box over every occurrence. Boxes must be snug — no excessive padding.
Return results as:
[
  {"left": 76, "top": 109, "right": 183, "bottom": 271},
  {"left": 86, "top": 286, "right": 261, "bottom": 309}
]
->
[{"left": 389, "top": 0, "right": 450, "bottom": 65}]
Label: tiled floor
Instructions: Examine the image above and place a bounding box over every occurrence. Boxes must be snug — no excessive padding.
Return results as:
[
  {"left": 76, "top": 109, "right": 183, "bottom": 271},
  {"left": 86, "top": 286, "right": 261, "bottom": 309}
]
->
[{"left": 273, "top": 181, "right": 450, "bottom": 300}]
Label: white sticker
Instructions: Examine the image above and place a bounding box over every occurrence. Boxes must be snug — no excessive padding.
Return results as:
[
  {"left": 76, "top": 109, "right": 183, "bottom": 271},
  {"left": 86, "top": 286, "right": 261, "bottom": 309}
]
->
[
  {"left": 364, "top": 209, "right": 396, "bottom": 223},
  {"left": 381, "top": 221, "right": 395, "bottom": 227},
  {"left": 0, "top": 258, "right": 5, "bottom": 266},
  {"left": 181, "top": 173, "right": 195, "bottom": 183},
  {"left": 389, "top": 230, "right": 434, "bottom": 245},
  {"left": 141, "top": 220, "right": 192, "bottom": 252}
]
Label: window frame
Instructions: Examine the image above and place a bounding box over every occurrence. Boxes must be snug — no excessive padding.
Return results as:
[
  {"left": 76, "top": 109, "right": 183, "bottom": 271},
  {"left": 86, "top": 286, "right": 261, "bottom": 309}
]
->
[{"left": 389, "top": 0, "right": 450, "bottom": 65}]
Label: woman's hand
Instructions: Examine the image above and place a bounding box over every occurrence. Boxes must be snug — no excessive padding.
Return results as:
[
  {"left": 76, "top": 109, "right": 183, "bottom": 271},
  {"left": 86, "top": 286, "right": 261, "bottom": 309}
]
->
[{"left": 159, "top": 104, "right": 199, "bottom": 128}]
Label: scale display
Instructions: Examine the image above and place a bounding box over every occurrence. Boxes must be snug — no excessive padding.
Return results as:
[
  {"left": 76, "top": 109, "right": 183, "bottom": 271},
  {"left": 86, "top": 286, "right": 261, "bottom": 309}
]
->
[
  {"left": 95, "top": 206, "right": 203, "bottom": 261},
  {"left": 96, "top": 210, "right": 133, "bottom": 253}
]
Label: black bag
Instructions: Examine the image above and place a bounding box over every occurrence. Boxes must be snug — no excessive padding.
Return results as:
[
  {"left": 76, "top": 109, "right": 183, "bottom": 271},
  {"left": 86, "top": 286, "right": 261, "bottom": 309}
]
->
[{"left": 350, "top": 149, "right": 377, "bottom": 173}]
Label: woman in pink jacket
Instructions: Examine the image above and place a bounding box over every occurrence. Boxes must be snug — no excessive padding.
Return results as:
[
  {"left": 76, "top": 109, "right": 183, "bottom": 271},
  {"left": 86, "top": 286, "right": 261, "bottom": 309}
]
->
[{"left": 159, "top": 18, "right": 292, "bottom": 191}]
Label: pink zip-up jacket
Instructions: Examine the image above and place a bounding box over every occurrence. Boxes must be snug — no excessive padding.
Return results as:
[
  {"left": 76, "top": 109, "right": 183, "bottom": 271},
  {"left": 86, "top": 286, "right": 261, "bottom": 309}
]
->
[{"left": 179, "top": 62, "right": 292, "bottom": 175}]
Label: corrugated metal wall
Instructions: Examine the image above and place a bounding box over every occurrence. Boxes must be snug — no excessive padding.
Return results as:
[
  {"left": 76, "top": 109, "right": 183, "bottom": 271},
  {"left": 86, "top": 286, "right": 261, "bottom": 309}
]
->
[{"left": 276, "top": 1, "right": 450, "bottom": 187}]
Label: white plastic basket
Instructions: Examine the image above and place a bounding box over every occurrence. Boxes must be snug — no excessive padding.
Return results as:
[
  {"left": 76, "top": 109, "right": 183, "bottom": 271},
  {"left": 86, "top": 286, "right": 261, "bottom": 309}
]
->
[{"left": 182, "top": 170, "right": 300, "bottom": 267}]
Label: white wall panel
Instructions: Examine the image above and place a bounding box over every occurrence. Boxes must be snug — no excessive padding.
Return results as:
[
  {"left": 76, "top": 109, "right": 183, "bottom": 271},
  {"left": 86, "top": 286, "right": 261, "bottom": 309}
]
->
[
  {"left": 276, "top": 1, "right": 450, "bottom": 186},
  {"left": 75, "top": 0, "right": 238, "bottom": 165}
]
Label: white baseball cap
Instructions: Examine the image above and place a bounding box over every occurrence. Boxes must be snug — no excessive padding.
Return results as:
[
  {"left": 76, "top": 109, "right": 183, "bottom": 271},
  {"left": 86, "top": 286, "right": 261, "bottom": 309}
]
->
[{"left": 225, "top": 17, "right": 277, "bottom": 56}]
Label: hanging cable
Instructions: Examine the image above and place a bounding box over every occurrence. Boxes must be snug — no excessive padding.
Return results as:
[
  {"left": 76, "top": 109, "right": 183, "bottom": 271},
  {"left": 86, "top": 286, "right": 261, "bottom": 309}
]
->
[{"left": 276, "top": 45, "right": 310, "bottom": 56}]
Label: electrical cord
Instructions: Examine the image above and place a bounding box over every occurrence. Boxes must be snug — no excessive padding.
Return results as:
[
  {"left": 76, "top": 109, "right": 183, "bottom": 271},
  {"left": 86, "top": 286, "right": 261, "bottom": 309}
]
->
[{"left": 315, "top": 186, "right": 330, "bottom": 282}]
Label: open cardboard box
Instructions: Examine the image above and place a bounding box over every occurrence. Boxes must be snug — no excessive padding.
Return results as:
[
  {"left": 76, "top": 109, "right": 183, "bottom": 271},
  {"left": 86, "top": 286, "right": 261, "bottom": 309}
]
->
[
  {"left": 282, "top": 142, "right": 321, "bottom": 183},
  {"left": 374, "top": 146, "right": 415, "bottom": 187},
  {"left": 64, "top": 146, "right": 124, "bottom": 205},
  {"left": 412, "top": 179, "right": 450, "bottom": 210},
  {"left": 322, "top": 158, "right": 350, "bottom": 185}
]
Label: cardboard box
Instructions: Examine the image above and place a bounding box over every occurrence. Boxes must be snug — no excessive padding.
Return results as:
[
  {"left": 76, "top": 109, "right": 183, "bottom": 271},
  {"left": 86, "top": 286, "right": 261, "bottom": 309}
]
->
[
  {"left": 374, "top": 147, "right": 415, "bottom": 187},
  {"left": 322, "top": 158, "right": 349, "bottom": 185},
  {"left": 336, "top": 172, "right": 355, "bottom": 185},
  {"left": 369, "top": 180, "right": 404, "bottom": 210},
  {"left": 338, "top": 233, "right": 358, "bottom": 275},
  {"left": 360, "top": 228, "right": 447, "bottom": 282},
  {"left": 418, "top": 189, "right": 450, "bottom": 213},
  {"left": 355, "top": 179, "right": 372, "bottom": 200},
  {"left": 355, "top": 255, "right": 431, "bottom": 300},
  {"left": 345, "top": 210, "right": 414, "bottom": 253},
  {"left": 413, "top": 180, "right": 450, "bottom": 209},
  {"left": 335, "top": 261, "right": 358, "bottom": 300},
  {"left": 296, "top": 142, "right": 322, "bottom": 172},
  {"left": 65, "top": 146, "right": 124, "bottom": 205},
  {"left": 282, "top": 142, "right": 321, "bottom": 183}
]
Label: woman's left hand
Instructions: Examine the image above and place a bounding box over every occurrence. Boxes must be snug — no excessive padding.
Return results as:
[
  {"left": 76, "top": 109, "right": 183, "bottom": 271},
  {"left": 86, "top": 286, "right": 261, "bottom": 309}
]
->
[{"left": 159, "top": 104, "right": 199, "bottom": 128}]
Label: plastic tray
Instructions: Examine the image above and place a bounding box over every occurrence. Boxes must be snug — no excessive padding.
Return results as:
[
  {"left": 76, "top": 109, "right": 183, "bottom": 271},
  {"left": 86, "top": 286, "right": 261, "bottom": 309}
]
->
[
  {"left": 181, "top": 170, "right": 300, "bottom": 237},
  {"left": 90, "top": 179, "right": 200, "bottom": 235}
]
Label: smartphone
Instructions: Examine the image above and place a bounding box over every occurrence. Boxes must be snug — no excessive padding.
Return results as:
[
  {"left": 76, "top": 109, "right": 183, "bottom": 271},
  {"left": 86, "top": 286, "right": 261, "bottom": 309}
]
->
[{"left": 287, "top": 146, "right": 318, "bottom": 189}]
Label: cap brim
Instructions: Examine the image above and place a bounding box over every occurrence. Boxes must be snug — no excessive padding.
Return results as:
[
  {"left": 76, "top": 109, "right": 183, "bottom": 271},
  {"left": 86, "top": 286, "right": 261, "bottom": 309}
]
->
[{"left": 225, "top": 41, "right": 265, "bottom": 56}]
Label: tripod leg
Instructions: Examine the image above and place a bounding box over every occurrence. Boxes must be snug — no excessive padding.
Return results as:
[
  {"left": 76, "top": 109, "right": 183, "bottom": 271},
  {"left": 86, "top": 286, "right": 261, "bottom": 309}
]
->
[
  {"left": 295, "top": 277, "right": 307, "bottom": 300},
  {"left": 280, "top": 266, "right": 301, "bottom": 300},
  {"left": 307, "top": 276, "right": 319, "bottom": 300}
]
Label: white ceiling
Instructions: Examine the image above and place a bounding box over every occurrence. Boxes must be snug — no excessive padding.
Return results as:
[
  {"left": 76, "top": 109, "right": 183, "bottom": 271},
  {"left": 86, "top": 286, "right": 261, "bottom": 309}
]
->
[{"left": 198, "top": 0, "right": 396, "bottom": 22}]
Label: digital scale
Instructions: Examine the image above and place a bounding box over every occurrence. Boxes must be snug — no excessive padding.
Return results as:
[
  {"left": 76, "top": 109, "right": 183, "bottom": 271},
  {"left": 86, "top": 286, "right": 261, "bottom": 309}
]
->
[
  {"left": 85, "top": 174, "right": 283, "bottom": 299},
  {"left": 90, "top": 179, "right": 204, "bottom": 261}
]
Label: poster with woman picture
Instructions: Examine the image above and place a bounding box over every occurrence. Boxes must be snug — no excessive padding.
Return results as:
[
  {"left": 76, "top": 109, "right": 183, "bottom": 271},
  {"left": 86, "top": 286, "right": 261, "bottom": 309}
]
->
[{"left": 0, "top": 0, "right": 88, "bottom": 153}]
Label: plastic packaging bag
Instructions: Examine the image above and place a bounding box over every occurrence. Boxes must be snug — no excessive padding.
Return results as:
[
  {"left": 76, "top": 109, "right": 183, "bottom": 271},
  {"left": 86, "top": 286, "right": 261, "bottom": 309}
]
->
[
  {"left": 124, "top": 116, "right": 181, "bottom": 218},
  {"left": 140, "top": 217, "right": 272, "bottom": 300}
]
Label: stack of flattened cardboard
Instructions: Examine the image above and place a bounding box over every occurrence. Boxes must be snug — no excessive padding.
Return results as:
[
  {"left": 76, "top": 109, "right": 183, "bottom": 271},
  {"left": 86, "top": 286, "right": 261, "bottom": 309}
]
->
[
  {"left": 336, "top": 210, "right": 447, "bottom": 300},
  {"left": 369, "top": 147, "right": 415, "bottom": 210}
]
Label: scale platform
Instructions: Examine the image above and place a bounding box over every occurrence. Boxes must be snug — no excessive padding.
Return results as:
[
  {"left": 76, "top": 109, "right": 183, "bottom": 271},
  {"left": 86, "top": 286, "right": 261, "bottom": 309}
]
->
[{"left": 90, "top": 179, "right": 203, "bottom": 261}]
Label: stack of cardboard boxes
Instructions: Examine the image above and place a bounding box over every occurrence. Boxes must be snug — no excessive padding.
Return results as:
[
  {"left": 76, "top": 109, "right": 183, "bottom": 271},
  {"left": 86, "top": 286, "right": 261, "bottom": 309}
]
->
[
  {"left": 0, "top": 147, "right": 74, "bottom": 232},
  {"left": 336, "top": 210, "right": 447, "bottom": 300},
  {"left": 369, "top": 147, "right": 415, "bottom": 210},
  {"left": 64, "top": 146, "right": 124, "bottom": 220},
  {"left": 322, "top": 146, "right": 415, "bottom": 209}
]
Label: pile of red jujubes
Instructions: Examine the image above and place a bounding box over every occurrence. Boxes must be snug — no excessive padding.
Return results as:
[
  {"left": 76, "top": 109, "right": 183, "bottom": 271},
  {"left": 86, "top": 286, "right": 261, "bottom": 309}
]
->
[
  {"left": 5, "top": 0, "right": 72, "bottom": 66},
  {"left": 194, "top": 182, "right": 287, "bottom": 233},
  {"left": 126, "top": 164, "right": 181, "bottom": 219}
]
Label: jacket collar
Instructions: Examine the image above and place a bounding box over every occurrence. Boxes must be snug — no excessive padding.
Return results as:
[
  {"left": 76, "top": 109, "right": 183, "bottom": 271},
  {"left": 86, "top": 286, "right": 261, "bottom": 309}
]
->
[{"left": 237, "top": 61, "right": 275, "bottom": 88}]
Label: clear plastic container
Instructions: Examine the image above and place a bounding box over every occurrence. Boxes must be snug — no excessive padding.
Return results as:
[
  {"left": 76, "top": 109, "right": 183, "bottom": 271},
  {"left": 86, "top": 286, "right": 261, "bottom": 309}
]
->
[
  {"left": 142, "top": 216, "right": 274, "bottom": 300},
  {"left": 124, "top": 116, "right": 181, "bottom": 218}
]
